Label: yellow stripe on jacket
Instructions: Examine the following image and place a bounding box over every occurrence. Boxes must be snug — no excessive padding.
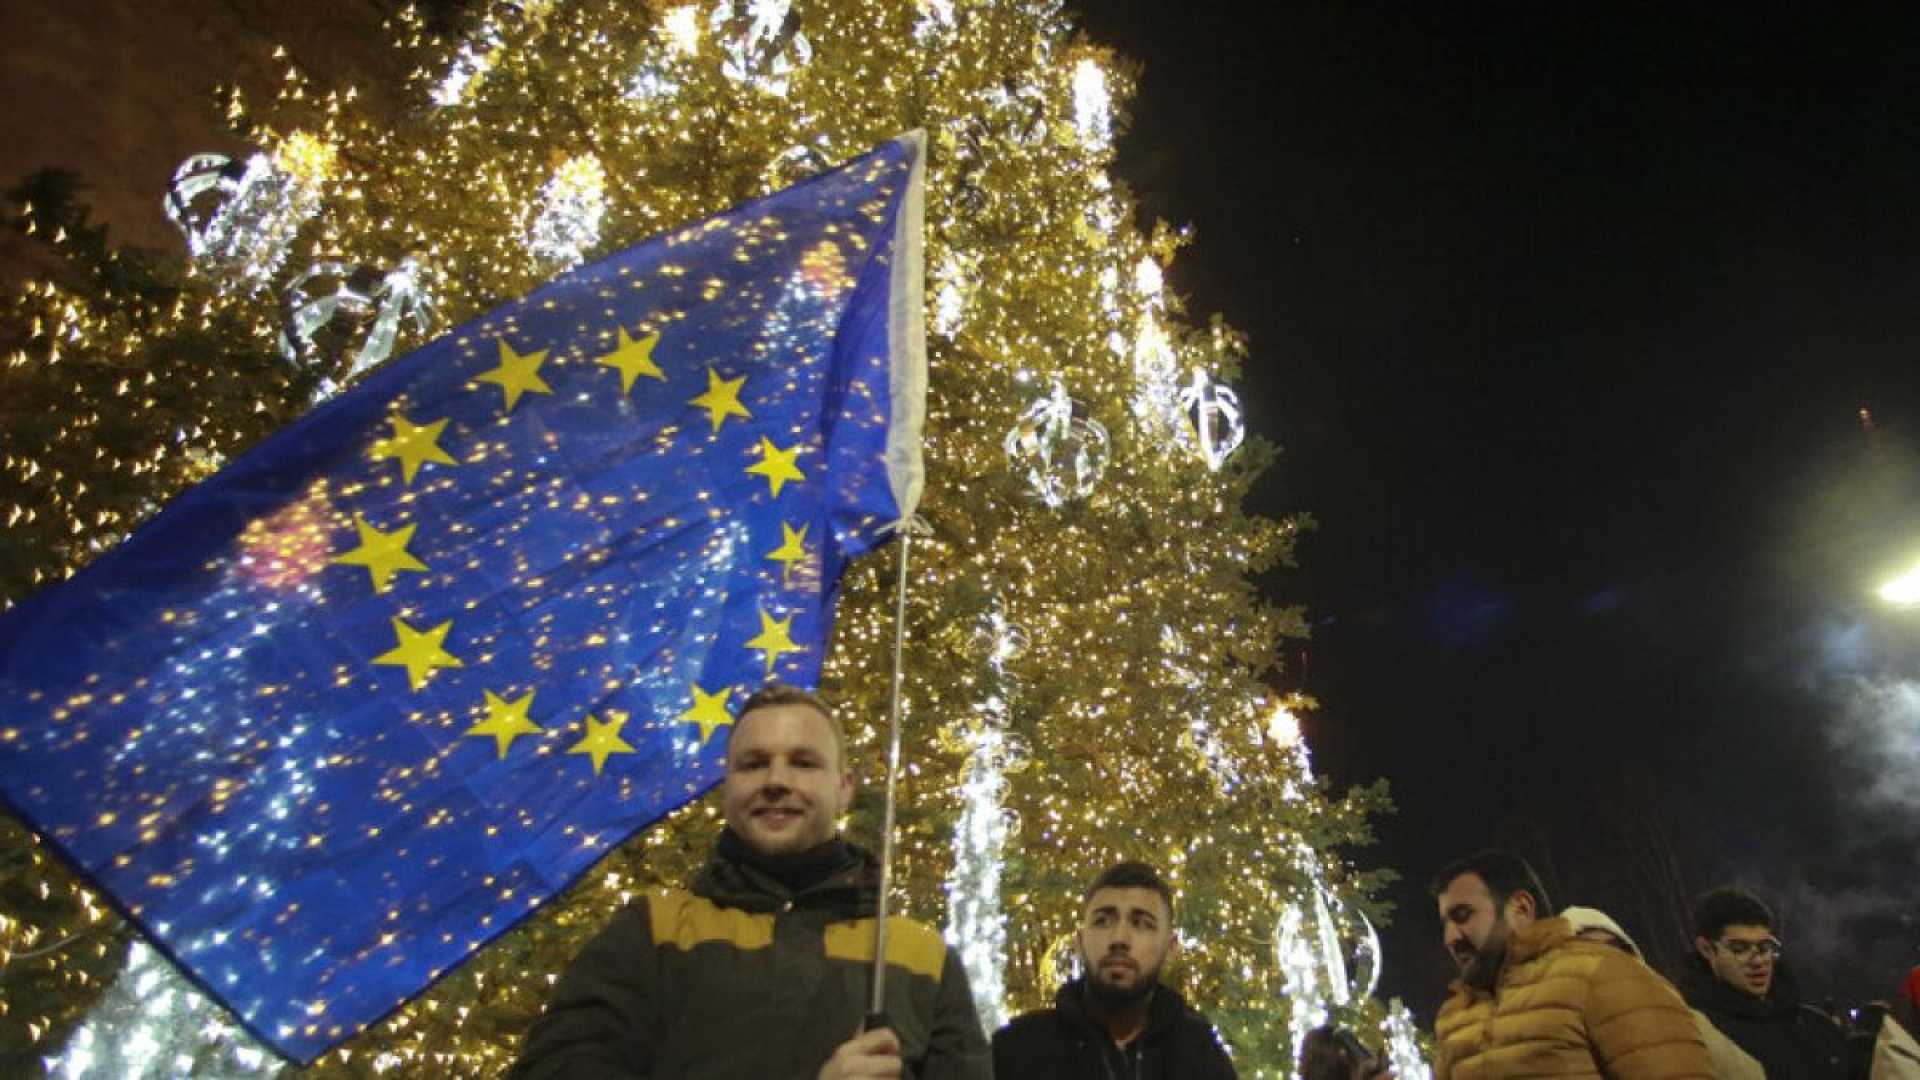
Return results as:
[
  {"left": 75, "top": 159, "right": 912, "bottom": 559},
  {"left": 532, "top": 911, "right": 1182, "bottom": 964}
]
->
[{"left": 646, "top": 888, "right": 946, "bottom": 980}]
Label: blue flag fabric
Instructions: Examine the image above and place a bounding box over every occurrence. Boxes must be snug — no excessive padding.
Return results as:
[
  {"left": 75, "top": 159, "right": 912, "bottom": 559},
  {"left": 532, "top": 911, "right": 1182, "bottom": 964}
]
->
[{"left": 0, "top": 133, "right": 926, "bottom": 1064}]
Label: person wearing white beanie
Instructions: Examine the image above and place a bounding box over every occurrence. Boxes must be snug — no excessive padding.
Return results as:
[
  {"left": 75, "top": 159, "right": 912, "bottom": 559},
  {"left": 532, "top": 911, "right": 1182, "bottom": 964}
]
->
[{"left": 1561, "top": 906, "right": 1763, "bottom": 1080}]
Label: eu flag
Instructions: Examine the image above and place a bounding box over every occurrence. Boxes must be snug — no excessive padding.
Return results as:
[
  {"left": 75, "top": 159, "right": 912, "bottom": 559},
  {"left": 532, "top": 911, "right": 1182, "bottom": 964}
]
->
[{"left": 0, "top": 132, "right": 926, "bottom": 1064}]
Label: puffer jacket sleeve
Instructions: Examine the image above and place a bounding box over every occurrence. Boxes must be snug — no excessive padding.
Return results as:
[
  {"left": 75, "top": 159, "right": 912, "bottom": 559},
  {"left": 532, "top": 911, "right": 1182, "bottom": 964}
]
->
[
  {"left": 509, "top": 899, "right": 659, "bottom": 1079},
  {"left": 919, "top": 946, "right": 993, "bottom": 1080},
  {"left": 1585, "top": 952, "right": 1714, "bottom": 1079},
  {"left": 1430, "top": 995, "right": 1465, "bottom": 1080}
]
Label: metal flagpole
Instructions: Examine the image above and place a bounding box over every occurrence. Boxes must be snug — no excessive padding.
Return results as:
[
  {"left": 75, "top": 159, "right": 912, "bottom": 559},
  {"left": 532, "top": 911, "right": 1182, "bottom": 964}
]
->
[{"left": 866, "top": 516, "right": 924, "bottom": 1030}]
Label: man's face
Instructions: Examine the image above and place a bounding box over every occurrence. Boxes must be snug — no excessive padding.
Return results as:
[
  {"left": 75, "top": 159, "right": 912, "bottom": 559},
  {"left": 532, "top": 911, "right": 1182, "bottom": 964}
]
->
[
  {"left": 1436, "top": 872, "right": 1530, "bottom": 989},
  {"left": 1697, "top": 923, "right": 1779, "bottom": 998},
  {"left": 721, "top": 703, "right": 852, "bottom": 856},
  {"left": 1077, "top": 886, "right": 1175, "bottom": 1006}
]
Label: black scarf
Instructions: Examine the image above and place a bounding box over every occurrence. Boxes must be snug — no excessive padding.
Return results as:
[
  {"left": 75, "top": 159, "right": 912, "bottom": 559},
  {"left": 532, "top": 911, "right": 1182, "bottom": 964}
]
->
[{"left": 717, "top": 828, "right": 853, "bottom": 895}]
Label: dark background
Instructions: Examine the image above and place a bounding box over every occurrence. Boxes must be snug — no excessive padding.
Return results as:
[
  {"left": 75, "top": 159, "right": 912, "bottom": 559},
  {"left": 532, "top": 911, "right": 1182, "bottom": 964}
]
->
[{"left": 1077, "top": 2, "right": 1920, "bottom": 1019}]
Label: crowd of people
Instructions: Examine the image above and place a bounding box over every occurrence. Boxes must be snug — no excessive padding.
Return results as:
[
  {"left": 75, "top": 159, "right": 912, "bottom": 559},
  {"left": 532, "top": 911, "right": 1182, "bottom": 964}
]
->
[
  {"left": 502, "top": 682, "right": 1920, "bottom": 1079},
  {"left": 1413, "top": 849, "right": 1919, "bottom": 1080}
]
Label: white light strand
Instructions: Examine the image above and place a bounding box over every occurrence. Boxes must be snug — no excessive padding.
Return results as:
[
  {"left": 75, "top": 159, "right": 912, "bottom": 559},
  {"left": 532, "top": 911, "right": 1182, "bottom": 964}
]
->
[
  {"left": 1381, "top": 999, "right": 1434, "bottom": 1080},
  {"left": 1071, "top": 58, "right": 1113, "bottom": 149},
  {"left": 526, "top": 154, "right": 608, "bottom": 269},
  {"left": 660, "top": 5, "right": 701, "bottom": 56},
  {"left": 48, "top": 942, "right": 276, "bottom": 1079},
  {"left": 913, "top": 0, "right": 955, "bottom": 42},
  {"left": 943, "top": 611, "right": 1021, "bottom": 1033},
  {"left": 432, "top": 0, "right": 555, "bottom": 106}
]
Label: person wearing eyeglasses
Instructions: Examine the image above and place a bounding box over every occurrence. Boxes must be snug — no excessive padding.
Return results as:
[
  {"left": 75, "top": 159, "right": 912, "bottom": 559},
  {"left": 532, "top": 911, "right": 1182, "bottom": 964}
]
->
[{"left": 1678, "top": 886, "right": 1849, "bottom": 1079}]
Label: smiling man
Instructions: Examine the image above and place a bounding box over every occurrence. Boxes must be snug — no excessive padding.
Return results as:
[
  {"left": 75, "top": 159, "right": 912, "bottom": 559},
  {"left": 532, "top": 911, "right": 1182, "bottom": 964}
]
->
[
  {"left": 512, "top": 683, "right": 991, "bottom": 1079},
  {"left": 1429, "top": 850, "right": 1711, "bottom": 1080},
  {"left": 1677, "top": 885, "right": 1849, "bottom": 1080},
  {"left": 991, "top": 861, "right": 1237, "bottom": 1079}
]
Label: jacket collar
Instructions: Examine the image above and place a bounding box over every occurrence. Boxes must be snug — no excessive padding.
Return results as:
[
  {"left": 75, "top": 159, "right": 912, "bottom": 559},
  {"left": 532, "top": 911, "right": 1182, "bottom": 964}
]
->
[
  {"left": 1446, "top": 915, "right": 1575, "bottom": 1000},
  {"left": 1680, "top": 954, "right": 1804, "bottom": 1018},
  {"left": 1053, "top": 977, "right": 1190, "bottom": 1044},
  {"left": 691, "top": 834, "right": 878, "bottom": 915}
]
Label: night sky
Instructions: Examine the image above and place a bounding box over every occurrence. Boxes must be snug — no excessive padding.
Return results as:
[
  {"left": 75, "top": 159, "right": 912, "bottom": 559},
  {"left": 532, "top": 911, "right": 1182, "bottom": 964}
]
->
[{"left": 1077, "top": 3, "right": 1920, "bottom": 1018}]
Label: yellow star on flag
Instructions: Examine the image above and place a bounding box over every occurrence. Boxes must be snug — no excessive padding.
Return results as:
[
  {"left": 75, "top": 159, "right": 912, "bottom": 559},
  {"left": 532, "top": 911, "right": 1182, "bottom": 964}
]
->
[
  {"left": 331, "top": 514, "right": 428, "bottom": 594},
  {"left": 597, "top": 327, "right": 666, "bottom": 393},
  {"left": 745, "top": 607, "right": 805, "bottom": 676},
  {"left": 567, "top": 712, "right": 637, "bottom": 776},
  {"left": 464, "top": 690, "right": 542, "bottom": 759},
  {"left": 745, "top": 437, "right": 805, "bottom": 497},
  {"left": 689, "top": 366, "right": 751, "bottom": 433},
  {"left": 677, "top": 683, "right": 735, "bottom": 745},
  {"left": 373, "top": 616, "right": 463, "bottom": 691},
  {"left": 475, "top": 339, "right": 553, "bottom": 412},
  {"left": 370, "top": 413, "right": 457, "bottom": 485},
  {"left": 766, "top": 521, "right": 809, "bottom": 584}
]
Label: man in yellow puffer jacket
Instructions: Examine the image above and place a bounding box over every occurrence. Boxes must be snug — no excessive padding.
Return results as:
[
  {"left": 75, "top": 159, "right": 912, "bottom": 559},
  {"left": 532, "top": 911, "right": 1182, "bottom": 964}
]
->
[{"left": 1429, "top": 851, "right": 1714, "bottom": 1080}]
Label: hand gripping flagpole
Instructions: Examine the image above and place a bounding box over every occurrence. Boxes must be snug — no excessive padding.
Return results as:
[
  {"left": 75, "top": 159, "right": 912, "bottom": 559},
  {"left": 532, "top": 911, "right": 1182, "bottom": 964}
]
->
[{"left": 866, "top": 514, "right": 930, "bottom": 1031}]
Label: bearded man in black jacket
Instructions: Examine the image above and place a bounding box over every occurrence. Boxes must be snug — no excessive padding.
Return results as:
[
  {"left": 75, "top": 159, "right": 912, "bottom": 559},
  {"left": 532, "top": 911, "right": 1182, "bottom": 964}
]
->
[
  {"left": 1676, "top": 885, "right": 1849, "bottom": 1080},
  {"left": 993, "top": 861, "right": 1237, "bottom": 1079}
]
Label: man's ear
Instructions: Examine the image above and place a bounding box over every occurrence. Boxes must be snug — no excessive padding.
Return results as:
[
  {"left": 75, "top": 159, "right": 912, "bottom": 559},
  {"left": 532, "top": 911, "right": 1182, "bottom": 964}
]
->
[
  {"left": 1694, "top": 936, "right": 1715, "bottom": 963},
  {"left": 835, "top": 768, "right": 855, "bottom": 815},
  {"left": 1504, "top": 889, "right": 1537, "bottom": 927}
]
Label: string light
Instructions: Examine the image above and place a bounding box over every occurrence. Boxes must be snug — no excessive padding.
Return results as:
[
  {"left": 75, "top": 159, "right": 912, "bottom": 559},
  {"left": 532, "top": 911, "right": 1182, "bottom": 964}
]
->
[{"left": 525, "top": 153, "right": 608, "bottom": 269}]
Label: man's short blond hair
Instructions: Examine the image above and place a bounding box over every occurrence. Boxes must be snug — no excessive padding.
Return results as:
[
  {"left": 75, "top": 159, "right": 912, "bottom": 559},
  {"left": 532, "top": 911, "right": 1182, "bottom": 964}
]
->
[{"left": 735, "top": 682, "right": 848, "bottom": 768}]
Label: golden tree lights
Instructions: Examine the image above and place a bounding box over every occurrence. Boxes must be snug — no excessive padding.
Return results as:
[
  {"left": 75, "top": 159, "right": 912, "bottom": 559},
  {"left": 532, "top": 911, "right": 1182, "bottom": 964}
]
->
[{"left": 2, "top": 1, "right": 1393, "bottom": 1075}]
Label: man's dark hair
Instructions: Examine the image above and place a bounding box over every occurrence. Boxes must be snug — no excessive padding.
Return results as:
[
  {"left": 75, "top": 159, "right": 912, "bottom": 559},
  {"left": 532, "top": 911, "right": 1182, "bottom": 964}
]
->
[
  {"left": 1083, "top": 861, "right": 1175, "bottom": 922},
  {"left": 1691, "top": 886, "right": 1774, "bottom": 941},
  {"left": 1428, "top": 850, "right": 1555, "bottom": 917}
]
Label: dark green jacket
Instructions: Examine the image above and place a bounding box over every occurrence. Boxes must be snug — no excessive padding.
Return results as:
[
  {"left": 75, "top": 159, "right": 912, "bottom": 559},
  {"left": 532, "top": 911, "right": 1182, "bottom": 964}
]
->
[
  {"left": 511, "top": 839, "right": 991, "bottom": 1079},
  {"left": 992, "top": 979, "right": 1237, "bottom": 1080}
]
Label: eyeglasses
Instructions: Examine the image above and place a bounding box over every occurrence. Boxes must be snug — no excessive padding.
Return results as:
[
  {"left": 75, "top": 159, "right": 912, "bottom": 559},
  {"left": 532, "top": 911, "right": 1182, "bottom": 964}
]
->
[{"left": 1714, "top": 937, "right": 1782, "bottom": 960}]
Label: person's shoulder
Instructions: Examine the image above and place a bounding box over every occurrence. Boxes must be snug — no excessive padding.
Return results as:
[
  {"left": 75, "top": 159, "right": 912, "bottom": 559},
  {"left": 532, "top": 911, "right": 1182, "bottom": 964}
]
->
[
  {"left": 862, "top": 912, "right": 950, "bottom": 982},
  {"left": 995, "top": 1006, "right": 1062, "bottom": 1037},
  {"left": 991, "top": 1006, "right": 1069, "bottom": 1053},
  {"left": 1166, "top": 1003, "right": 1238, "bottom": 1077}
]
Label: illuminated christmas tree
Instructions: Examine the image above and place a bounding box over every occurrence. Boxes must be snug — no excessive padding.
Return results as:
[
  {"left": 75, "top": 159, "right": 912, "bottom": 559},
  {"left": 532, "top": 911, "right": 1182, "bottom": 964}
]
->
[{"left": 0, "top": 2, "right": 1396, "bottom": 1075}]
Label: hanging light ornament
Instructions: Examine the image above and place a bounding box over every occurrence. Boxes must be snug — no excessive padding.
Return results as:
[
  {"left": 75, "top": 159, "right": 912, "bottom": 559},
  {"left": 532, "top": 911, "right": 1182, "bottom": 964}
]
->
[
  {"left": 163, "top": 132, "right": 336, "bottom": 292},
  {"left": 1003, "top": 380, "right": 1109, "bottom": 507},
  {"left": 526, "top": 153, "right": 608, "bottom": 269},
  {"left": 764, "top": 142, "right": 831, "bottom": 191},
  {"left": 280, "top": 256, "right": 437, "bottom": 398},
  {"left": 711, "top": 0, "right": 811, "bottom": 95},
  {"left": 1175, "top": 367, "right": 1247, "bottom": 471},
  {"left": 1275, "top": 870, "right": 1382, "bottom": 1073}
]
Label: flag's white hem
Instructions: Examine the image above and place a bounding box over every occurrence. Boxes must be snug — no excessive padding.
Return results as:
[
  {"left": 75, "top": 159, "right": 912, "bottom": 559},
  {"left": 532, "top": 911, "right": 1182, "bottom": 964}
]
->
[{"left": 884, "top": 129, "right": 928, "bottom": 521}]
